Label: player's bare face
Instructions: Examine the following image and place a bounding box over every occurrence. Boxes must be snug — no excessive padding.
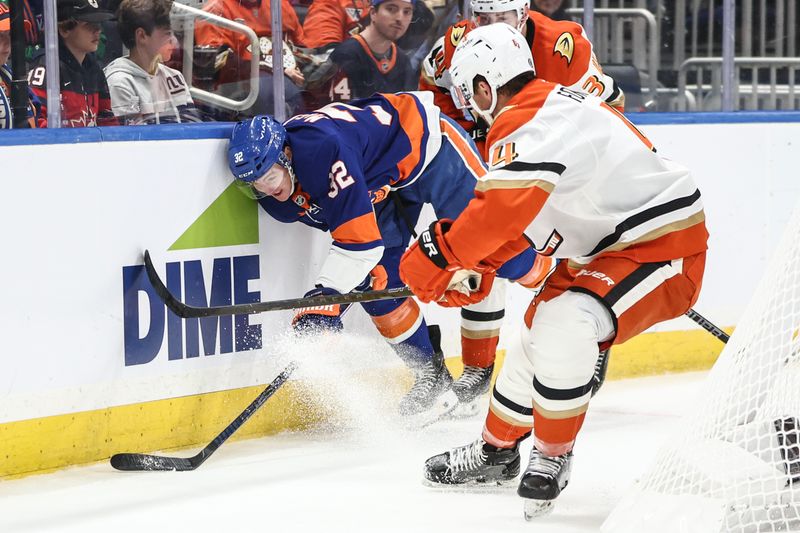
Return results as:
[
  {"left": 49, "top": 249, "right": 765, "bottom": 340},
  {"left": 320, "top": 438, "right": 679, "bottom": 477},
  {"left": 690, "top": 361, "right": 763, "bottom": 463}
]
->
[
  {"left": 475, "top": 10, "right": 520, "bottom": 28},
  {"left": 372, "top": 0, "right": 413, "bottom": 42},
  {"left": 252, "top": 163, "right": 293, "bottom": 202}
]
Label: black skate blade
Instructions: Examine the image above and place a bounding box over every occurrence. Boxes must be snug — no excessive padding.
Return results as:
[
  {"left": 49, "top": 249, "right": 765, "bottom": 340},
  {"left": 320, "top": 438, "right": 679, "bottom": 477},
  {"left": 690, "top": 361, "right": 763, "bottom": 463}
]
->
[{"left": 111, "top": 453, "right": 196, "bottom": 471}]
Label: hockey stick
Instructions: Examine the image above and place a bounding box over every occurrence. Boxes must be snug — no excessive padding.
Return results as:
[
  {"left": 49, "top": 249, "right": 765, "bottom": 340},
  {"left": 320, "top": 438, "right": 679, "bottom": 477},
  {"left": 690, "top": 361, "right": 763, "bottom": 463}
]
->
[
  {"left": 685, "top": 307, "right": 730, "bottom": 344},
  {"left": 142, "top": 250, "right": 413, "bottom": 319},
  {"left": 144, "top": 251, "right": 729, "bottom": 343},
  {"left": 110, "top": 361, "right": 297, "bottom": 472}
]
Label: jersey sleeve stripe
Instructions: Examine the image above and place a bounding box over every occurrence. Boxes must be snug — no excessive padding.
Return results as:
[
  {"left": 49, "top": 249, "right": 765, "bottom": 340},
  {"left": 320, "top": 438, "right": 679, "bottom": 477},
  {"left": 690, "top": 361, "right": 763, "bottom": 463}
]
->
[
  {"left": 500, "top": 161, "right": 567, "bottom": 174},
  {"left": 382, "top": 93, "right": 428, "bottom": 183},
  {"left": 587, "top": 190, "right": 703, "bottom": 256},
  {"left": 475, "top": 178, "right": 554, "bottom": 193},
  {"left": 330, "top": 211, "right": 382, "bottom": 245},
  {"left": 440, "top": 117, "right": 487, "bottom": 179},
  {"left": 606, "top": 80, "right": 622, "bottom": 104}
]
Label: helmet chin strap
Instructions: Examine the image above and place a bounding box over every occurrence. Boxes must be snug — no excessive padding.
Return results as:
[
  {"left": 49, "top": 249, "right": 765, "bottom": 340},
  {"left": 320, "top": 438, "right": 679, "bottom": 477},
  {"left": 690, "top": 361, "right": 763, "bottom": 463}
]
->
[
  {"left": 516, "top": 10, "right": 528, "bottom": 32},
  {"left": 469, "top": 84, "right": 499, "bottom": 126},
  {"left": 276, "top": 148, "right": 297, "bottom": 194}
]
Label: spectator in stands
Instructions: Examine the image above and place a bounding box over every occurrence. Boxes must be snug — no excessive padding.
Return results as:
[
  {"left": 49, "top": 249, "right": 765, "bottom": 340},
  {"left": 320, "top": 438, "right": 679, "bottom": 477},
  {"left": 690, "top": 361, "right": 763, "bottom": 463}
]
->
[
  {"left": 0, "top": 1, "right": 44, "bottom": 128},
  {"left": 301, "top": 0, "right": 370, "bottom": 51},
  {"left": 395, "top": 0, "right": 434, "bottom": 71},
  {"left": 531, "top": 0, "right": 571, "bottom": 21},
  {"left": 194, "top": 0, "right": 306, "bottom": 118},
  {"left": 3, "top": 0, "right": 42, "bottom": 61},
  {"left": 327, "top": 0, "right": 414, "bottom": 101},
  {"left": 27, "top": 0, "right": 117, "bottom": 127},
  {"left": 104, "top": 0, "right": 201, "bottom": 124}
]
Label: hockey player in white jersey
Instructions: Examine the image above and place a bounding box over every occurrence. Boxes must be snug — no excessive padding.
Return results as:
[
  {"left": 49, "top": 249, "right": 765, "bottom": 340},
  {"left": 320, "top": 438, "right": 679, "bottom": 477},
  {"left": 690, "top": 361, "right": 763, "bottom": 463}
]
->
[{"left": 398, "top": 24, "right": 709, "bottom": 519}]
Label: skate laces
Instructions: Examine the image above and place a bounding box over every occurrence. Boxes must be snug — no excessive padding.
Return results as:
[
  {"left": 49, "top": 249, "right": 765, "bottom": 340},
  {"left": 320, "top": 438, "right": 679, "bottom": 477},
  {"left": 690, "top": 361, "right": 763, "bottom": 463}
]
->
[
  {"left": 407, "top": 363, "right": 438, "bottom": 399},
  {"left": 526, "top": 449, "right": 569, "bottom": 479},
  {"left": 455, "top": 366, "right": 490, "bottom": 388},
  {"left": 449, "top": 439, "right": 487, "bottom": 473}
]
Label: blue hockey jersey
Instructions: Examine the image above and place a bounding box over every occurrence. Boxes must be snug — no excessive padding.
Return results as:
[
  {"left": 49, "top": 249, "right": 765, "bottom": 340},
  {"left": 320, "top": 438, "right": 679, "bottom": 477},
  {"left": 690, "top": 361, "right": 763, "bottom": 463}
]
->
[{"left": 258, "top": 91, "right": 447, "bottom": 292}]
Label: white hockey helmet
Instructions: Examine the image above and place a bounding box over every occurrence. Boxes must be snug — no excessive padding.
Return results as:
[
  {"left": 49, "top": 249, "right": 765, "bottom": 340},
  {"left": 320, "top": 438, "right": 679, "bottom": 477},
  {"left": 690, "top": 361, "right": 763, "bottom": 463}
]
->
[
  {"left": 449, "top": 23, "right": 535, "bottom": 125},
  {"left": 470, "top": 0, "right": 529, "bottom": 31}
]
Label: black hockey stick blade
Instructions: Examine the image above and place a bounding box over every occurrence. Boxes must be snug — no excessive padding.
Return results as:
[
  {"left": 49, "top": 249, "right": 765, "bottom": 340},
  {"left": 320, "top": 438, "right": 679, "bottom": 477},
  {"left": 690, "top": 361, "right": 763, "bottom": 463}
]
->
[
  {"left": 685, "top": 308, "right": 730, "bottom": 344},
  {"left": 143, "top": 250, "right": 413, "bottom": 319},
  {"left": 110, "top": 361, "right": 297, "bottom": 472},
  {"left": 110, "top": 453, "right": 194, "bottom": 472}
]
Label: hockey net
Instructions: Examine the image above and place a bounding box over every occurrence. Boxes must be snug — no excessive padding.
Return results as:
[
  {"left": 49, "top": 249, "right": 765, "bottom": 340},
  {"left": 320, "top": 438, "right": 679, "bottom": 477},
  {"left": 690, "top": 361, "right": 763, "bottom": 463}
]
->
[{"left": 603, "top": 205, "right": 800, "bottom": 533}]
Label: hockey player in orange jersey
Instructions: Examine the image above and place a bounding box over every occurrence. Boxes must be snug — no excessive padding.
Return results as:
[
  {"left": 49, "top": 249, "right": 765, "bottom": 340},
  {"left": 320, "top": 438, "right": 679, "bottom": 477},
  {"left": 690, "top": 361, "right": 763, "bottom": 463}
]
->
[
  {"left": 399, "top": 24, "right": 708, "bottom": 519},
  {"left": 418, "top": 0, "right": 623, "bottom": 410},
  {"left": 421, "top": 0, "right": 624, "bottom": 155}
]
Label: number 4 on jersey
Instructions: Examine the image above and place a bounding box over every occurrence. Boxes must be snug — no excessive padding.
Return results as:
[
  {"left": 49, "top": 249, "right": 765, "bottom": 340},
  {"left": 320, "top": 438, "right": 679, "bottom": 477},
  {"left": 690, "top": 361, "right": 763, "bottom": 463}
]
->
[{"left": 489, "top": 142, "right": 518, "bottom": 167}]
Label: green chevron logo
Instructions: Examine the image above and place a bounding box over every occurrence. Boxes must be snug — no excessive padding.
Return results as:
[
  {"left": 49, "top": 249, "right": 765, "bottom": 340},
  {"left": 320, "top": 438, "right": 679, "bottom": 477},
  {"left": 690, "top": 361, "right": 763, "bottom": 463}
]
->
[{"left": 169, "top": 183, "right": 259, "bottom": 251}]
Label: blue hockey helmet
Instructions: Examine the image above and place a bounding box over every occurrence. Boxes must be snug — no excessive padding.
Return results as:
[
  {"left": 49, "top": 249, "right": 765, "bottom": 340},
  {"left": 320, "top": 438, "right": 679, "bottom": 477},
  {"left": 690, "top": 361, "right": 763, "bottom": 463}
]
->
[{"left": 227, "top": 115, "right": 292, "bottom": 185}]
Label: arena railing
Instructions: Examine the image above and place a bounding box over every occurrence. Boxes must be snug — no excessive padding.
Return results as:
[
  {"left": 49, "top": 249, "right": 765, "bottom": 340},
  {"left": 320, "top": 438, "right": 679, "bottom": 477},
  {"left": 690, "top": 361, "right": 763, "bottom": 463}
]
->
[{"left": 171, "top": 2, "right": 261, "bottom": 113}]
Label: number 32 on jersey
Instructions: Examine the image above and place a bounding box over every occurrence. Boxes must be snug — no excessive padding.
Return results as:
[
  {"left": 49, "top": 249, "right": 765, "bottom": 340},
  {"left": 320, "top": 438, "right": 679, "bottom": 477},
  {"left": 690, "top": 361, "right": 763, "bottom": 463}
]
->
[{"left": 328, "top": 160, "right": 355, "bottom": 198}]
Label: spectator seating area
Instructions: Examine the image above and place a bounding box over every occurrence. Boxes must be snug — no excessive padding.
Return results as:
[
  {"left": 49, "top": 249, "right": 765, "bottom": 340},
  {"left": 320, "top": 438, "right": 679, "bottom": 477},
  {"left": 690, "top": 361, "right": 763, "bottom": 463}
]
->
[{"left": 1, "top": 0, "right": 798, "bottom": 129}]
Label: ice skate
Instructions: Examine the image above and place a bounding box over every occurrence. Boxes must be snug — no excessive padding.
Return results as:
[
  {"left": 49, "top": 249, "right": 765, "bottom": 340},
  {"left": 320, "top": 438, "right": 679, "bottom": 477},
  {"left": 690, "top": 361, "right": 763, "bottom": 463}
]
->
[
  {"left": 518, "top": 447, "right": 573, "bottom": 520},
  {"left": 398, "top": 349, "right": 457, "bottom": 426},
  {"left": 423, "top": 438, "right": 520, "bottom": 486},
  {"left": 451, "top": 364, "right": 493, "bottom": 418},
  {"left": 591, "top": 349, "right": 611, "bottom": 397}
]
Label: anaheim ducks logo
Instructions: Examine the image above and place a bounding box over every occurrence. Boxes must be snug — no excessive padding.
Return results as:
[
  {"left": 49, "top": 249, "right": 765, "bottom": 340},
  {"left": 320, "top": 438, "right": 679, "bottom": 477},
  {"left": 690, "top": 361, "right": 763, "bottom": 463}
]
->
[
  {"left": 554, "top": 32, "right": 575, "bottom": 64},
  {"left": 435, "top": 21, "right": 472, "bottom": 79},
  {"left": 449, "top": 24, "right": 467, "bottom": 47}
]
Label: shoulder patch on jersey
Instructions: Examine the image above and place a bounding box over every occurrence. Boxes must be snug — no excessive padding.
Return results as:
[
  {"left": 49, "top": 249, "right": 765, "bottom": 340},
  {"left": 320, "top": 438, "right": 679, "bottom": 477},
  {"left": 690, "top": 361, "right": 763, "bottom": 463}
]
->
[
  {"left": 554, "top": 32, "right": 575, "bottom": 64},
  {"left": 449, "top": 24, "right": 467, "bottom": 47}
]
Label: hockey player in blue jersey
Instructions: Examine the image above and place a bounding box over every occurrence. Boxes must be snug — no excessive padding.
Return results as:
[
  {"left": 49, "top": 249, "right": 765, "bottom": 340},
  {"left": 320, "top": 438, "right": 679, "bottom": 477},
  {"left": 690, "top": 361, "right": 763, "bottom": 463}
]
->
[{"left": 227, "top": 92, "right": 554, "bottom": 420}]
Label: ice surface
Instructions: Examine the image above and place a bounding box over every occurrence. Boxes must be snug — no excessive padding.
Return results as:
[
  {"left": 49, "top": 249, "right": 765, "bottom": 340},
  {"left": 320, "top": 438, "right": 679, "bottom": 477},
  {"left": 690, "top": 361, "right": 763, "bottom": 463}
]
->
[{"left": 0, "top": 362, "right": 707, "bottom": 533}]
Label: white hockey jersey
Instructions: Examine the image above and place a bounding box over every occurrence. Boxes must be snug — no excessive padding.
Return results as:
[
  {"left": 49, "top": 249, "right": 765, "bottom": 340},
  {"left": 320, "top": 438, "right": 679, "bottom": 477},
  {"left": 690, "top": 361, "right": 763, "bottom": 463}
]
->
[{"left": 443, "top": 79, "right": 708, "bottom": 270}]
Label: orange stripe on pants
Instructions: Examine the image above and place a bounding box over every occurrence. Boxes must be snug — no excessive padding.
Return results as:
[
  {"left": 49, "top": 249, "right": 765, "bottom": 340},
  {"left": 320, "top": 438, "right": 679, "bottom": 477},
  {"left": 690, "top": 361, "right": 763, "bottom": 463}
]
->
[
  {"left": 462, "top": 336, "right": 499, "bottom": 368},
  {"left": 533, "top": 409, "right": 586, "bottom": 457},
  {"left": 483, "top": 408, "right": 532, "bottom": 449}
]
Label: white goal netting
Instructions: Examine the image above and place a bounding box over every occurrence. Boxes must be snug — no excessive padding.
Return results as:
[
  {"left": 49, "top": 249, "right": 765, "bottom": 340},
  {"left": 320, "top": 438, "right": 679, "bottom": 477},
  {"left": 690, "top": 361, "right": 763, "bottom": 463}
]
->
[{"left": 602, "top": 205, "right": 800, "bottom": 533}]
